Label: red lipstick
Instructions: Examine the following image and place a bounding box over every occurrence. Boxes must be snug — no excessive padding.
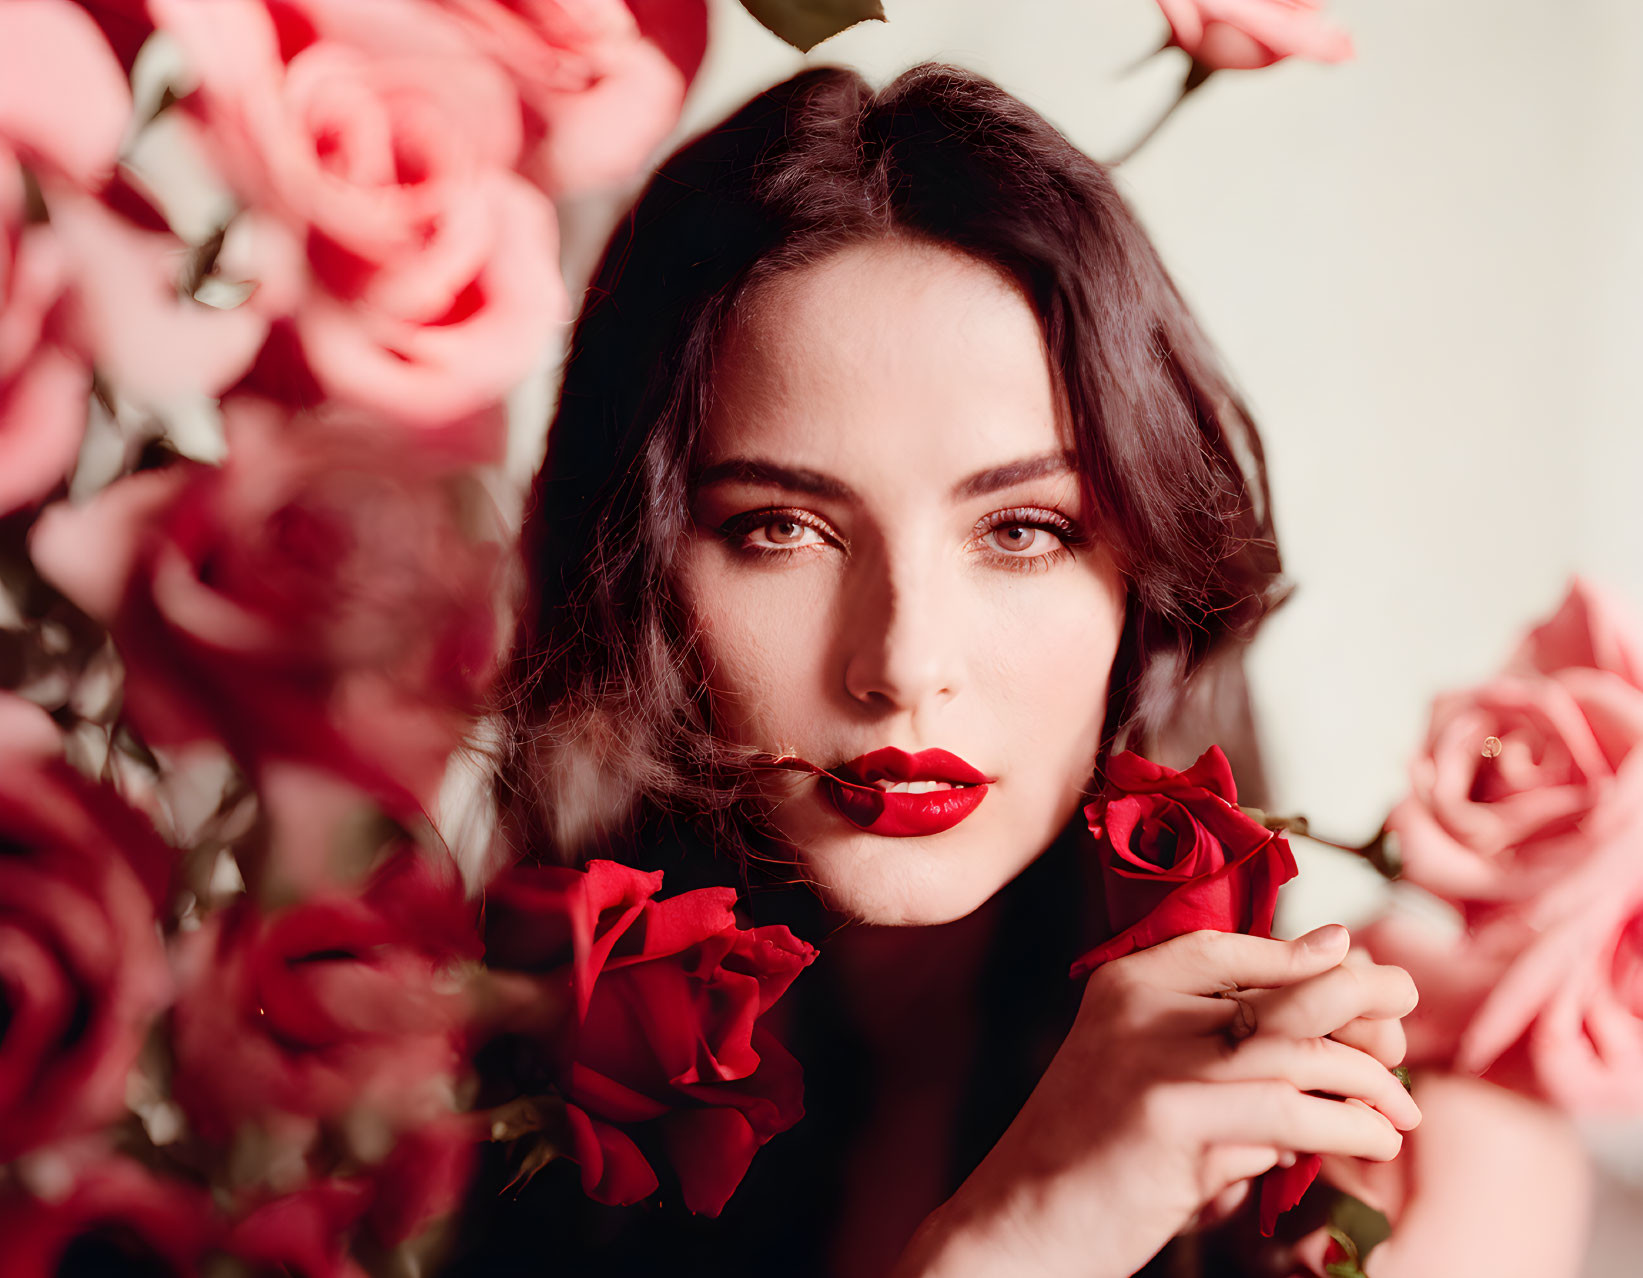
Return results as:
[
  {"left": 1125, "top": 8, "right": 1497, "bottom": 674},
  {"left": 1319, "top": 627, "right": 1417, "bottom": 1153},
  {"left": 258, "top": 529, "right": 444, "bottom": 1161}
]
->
[{"left": 821, "top": 747, "right": 991, "bottom": 838}]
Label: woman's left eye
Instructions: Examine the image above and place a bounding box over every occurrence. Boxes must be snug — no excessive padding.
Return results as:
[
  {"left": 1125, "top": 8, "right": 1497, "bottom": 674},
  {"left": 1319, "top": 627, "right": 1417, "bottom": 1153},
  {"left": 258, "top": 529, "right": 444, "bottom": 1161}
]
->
[
  {"left": 975, "top": 508, "right": 1079, "bottom": 564},
  {"left": 985, "top": 524, "right": 1059, "bottom": 556}
]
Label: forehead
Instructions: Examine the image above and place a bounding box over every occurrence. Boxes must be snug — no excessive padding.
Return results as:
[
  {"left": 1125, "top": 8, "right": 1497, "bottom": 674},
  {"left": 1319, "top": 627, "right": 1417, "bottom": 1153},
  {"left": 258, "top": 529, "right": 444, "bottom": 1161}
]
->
[{"left": 701, "top": 239, "right": 1067, "bottom": 487}]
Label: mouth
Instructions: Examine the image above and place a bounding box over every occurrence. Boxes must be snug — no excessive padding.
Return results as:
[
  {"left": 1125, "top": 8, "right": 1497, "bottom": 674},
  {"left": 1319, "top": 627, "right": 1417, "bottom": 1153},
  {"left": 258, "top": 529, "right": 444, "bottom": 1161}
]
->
[{"left": 760, "top": 747, "right": 993, "bottom": 838}]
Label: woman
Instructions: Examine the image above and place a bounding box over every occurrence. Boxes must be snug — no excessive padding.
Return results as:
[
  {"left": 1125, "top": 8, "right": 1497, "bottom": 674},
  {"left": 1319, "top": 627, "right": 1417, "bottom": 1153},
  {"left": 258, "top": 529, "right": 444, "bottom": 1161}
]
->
[{"left": 465, "top": 63, "right": 1420, "bottom": 1277}]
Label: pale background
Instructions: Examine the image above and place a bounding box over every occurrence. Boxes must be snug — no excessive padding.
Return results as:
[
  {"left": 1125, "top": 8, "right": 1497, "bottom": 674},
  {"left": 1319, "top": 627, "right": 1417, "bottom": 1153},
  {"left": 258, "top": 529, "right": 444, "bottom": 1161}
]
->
[{"left": 525, "top": 0, "right": 1643, "bottom": 1270}]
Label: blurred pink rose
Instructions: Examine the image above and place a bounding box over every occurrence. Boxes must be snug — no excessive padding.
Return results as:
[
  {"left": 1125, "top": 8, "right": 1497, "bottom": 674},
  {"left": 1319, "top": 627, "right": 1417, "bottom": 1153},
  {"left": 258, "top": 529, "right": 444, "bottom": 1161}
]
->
[
  {"left": 30, "top": 396, "right": 507, "bottom": 812},
  {"left": 151, "top": 0, "right": 566, "bottom": 431},
  {"left": 0, "top": 0, "right": 130, "bottom": 512},
  {"left": 0, "top": 1, "right": 130, "bottom": 189},
  {"left": 1285, "top": 1075, "right": 1590, "bottom": 1278},
  {"left": 1359, "top": 851, "right": 1643, "bottom": 1115},
  {"left": 169, "top": 848, "right": 476, "bottom": 1145},
  {"left": 0, "top": 163, "right": 84, "bottom": 515},
  {"left": 224, "top": 1180, "right": 374, "bottom": 1278},
  {"left": 223, "top": 1114, "right": 477, "bottom": 1272},
  {"left": 433, "top": 0, "right": 708, "bottom": 195},
  {"left": 0, "top": 693, "right": 174, "bottom": 1165},
  {"left": 1154, "top": 0, "right": 1353, "bottom": 71},
  {"left": 1366, "top": 582, "right": 1643, "bottom": 1113},
  {"left": 0, "top": 1159, "right": 217, "bottom": 1278},
  {"left": 1388, "top": 580, "right": 1643, "bottom": 917},
  {"left": 70, "top": 2, "right": 156, "bottom": 73},
  {"left": 49, "top": 173, "right": 269, "bottom": 404}
]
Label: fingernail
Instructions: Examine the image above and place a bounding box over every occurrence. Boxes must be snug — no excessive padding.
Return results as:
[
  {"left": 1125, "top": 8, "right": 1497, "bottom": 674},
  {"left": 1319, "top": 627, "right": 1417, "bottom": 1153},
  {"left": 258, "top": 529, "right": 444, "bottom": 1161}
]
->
[{"left": 1299, "top": 924, "right": 1348, "bottom": 951}]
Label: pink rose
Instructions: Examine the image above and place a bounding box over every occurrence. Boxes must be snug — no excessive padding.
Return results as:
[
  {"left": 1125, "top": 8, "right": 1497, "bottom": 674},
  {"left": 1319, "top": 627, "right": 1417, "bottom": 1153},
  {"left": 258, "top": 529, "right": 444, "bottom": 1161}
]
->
[
  {"left": 29, "top": 396, "right": 508, "bottom": 813},
  {"left": 169, "top": 849, "right": 477, "bottom": 1145},
  {"left": 1154, "top": 0, "right": 1354, "bottom": 71},
  {"left": 224, "top": 1180, "right": 373, "bottom": 1278},
  {"left": 0, "top": 1, "right": 130, "bottom": 189},
  {"left": 433, "top": 0, "right": 708, "bottom": 195},
  {"left": 151, "top": 0, "right": 567, "bottom": 430},
  {"left": 0, "top": 1160, "right": 217, "bottom": 1278},
  {"left": 222, "top": 1117, "right": 478, "bottom": 1275},
  {"left": 1285, "top": 1075, "right": 1590, "bottom": 1278},
  {"left": 0, "top": 163, "right": 84, "bottom": 515},
  {"left": 1388, "top": 580, "right": 1643, "bottom": 918},
  {"left": 1357, "top": 830, "right": 1643, "bottom": 1115},
  {"left": 69, "top": 2, "right": 156, "bottom": 73},
  {"left": 482, "top": 859, "right": 818, "bottom": 1215},
  {"left": 48, "top": 173, "right": 268, "bottom": 404},
  {"left": 0, "top": 693, "right": 174, "bottom": 1164},
  {"left": 1366, "top": 583, "right": 1643, "bottom": 1112},
  {"left": 0, "top": 0, "right": 130, "bottom": 512}
]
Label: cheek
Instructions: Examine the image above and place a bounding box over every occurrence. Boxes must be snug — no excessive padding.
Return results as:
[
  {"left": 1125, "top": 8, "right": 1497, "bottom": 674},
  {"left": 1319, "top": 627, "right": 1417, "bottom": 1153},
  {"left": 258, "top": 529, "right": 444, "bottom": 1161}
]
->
[
  {"left": 979, "top": 569, "right": 1125, "bottom": 727},
  {"left": 672, "top": 543, "right": 834, "bottom": 745}
]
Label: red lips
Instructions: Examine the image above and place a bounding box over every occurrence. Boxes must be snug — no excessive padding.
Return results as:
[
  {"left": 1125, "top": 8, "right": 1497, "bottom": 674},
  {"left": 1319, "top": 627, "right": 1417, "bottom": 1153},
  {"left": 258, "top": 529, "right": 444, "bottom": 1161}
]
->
[{"left": 821, "top": 747, "right": 991, "bottom": 838}]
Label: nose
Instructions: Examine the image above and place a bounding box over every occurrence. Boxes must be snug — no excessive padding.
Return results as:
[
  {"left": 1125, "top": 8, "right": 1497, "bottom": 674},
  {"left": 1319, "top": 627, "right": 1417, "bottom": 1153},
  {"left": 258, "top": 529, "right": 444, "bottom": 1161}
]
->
[{"left": 838, "top": 540, "right": 962, "bottom": 716}]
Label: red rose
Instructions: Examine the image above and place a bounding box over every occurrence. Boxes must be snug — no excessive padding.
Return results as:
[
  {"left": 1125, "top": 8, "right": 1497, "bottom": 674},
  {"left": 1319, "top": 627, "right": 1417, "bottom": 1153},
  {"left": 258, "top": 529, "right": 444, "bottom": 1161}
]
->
[
  {"left": 1070, "top": 745, "right": 1306, "bottom": 1235},
  {"left": 170, "top": 849, "right": 477, "bottom": 1146},
  {"left": 30, "top": 396, "right": 507, "bottom": 816},
  {"left": 0, "top": 1159, "right": 217, "bottom": 1278},
  {"left": 0, "top": 693, "right": 174, "bottom": 1164},
  {"left": 483, "top": 859, "right": 818, "bottom": 1215},
  {"left": 1071, "top": 746, "right": 1298, "bottom": 976}
]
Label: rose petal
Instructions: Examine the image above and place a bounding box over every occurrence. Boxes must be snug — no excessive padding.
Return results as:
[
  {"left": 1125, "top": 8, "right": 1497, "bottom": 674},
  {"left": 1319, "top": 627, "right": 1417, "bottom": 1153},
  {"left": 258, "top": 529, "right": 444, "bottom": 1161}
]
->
[{"left": 0, "top": 0, "right": 131, "bottom": 186}]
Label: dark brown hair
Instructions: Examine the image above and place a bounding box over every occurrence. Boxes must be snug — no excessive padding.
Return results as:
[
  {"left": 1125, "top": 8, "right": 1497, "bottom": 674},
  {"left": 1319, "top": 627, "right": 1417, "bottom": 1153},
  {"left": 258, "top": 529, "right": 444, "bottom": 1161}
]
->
[{"left": 493, "top": 63, "right": 1286, "bottom": 864}]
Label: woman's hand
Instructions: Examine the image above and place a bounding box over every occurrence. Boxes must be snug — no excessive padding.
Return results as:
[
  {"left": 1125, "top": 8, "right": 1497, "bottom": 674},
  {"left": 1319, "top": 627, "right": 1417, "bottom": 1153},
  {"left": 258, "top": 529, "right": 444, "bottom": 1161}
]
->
[{"left": 891, "top": 925, "right": 1421, "bottom": 1278}]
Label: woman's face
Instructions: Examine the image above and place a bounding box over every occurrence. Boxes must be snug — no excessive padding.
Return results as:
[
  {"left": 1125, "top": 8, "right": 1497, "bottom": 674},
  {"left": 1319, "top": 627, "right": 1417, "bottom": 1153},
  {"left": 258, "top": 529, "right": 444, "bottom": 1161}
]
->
[{"left": 675, "top": 239, "right": 1126, "bottom": 926}]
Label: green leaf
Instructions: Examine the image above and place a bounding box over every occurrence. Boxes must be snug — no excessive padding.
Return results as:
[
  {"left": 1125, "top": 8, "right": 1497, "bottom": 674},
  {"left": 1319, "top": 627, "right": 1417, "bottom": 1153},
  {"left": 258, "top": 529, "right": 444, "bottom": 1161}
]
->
[
  {"left": 738, "top": 0, "right": 886, "bottom": 52},
  {"left": 1329, "top": 1193, "right": 1392, "bottom": 1267},
  {"left": 504, "top": 1133, "right": 564, "bottom": 1193},
  {"left": 485, "top": 1094, "right": 569, "bottom": 1144}
]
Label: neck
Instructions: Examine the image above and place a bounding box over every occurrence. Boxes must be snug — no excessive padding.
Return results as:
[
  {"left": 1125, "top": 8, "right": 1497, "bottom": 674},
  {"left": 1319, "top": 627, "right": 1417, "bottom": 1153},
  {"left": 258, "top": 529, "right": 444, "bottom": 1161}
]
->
[{"left": 824, "top": 897, "right": 1001, "bottom": 1063}]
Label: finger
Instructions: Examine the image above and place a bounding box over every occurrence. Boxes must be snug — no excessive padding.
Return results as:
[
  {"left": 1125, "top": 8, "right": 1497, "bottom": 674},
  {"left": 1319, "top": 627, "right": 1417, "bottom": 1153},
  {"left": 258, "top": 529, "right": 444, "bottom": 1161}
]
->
[
  {"left": 1328, "top": 1014, "right": 1407, "bottom": 1069},
  {"left": 1163, "top": 1079, "right": 1405, "bottom": 1162},
  {"left": 1110, "top": 925, "right": 1350, "bottom": 997},
  {"left": 1192, "top": 1158, "right": 1266, "bottom": 1221},
  {"left": 1188, "top": 1034, "right": 1421, "bottom": 1131},
  {"left": 1238, "top": 960, "right": 1418, "bottom": 1040}
]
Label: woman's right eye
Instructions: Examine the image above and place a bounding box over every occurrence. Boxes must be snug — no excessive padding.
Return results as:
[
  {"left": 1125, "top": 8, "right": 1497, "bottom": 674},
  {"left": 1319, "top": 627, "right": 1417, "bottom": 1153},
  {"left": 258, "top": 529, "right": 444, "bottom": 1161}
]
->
[{"left": 719, "top": 509, "right": 835, "bottom": 554}]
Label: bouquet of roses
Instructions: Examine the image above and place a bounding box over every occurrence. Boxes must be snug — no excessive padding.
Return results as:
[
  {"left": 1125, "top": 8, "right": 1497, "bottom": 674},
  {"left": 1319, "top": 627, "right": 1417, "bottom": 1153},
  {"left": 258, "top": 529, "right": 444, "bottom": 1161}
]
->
[{"left": 0, "top": 3, "right": 833, "bottom": 1273}]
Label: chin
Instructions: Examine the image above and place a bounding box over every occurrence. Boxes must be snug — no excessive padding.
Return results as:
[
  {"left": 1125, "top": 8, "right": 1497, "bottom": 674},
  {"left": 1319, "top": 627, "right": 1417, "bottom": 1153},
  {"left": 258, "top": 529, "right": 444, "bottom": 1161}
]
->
[{"left": 799, "top": 836, "right": 1014, "bottom": 928}]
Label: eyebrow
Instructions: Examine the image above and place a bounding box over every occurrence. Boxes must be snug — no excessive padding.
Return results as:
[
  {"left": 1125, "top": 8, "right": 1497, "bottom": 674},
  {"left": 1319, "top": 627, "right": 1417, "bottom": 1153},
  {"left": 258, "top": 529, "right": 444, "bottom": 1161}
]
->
[
  {"left": 953, "top": 451, "right": 1076, "bottom": 498},
  {"left": 693, "top": 451, "right": 1075, "bottom": 502}
]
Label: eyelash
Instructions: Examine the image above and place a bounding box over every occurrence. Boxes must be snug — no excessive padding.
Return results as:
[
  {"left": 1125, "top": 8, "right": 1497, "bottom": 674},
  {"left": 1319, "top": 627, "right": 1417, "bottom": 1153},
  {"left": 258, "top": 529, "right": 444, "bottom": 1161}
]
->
[{"left": 715, "top": 505, "right": 1087, "bottom": 574}]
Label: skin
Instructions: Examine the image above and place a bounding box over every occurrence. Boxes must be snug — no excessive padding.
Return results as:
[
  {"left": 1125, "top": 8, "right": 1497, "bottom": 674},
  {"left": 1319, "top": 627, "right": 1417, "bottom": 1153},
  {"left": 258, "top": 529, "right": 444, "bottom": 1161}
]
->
[
  {"left": 671, "top": 238, "right": 1423, "bottom": 1275},
  {"left": 676, "top": 237, "right": 1126, "bottom": 926}
]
